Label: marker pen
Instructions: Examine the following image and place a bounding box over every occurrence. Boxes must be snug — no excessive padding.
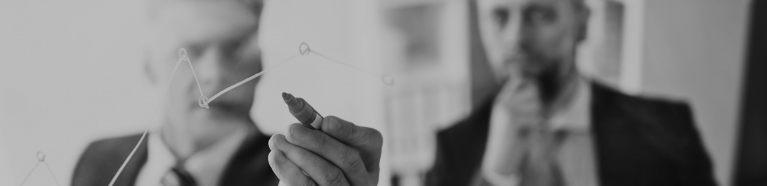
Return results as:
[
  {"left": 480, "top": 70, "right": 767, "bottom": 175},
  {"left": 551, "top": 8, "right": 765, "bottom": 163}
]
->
[{"left": 282, "top": 92, "right": 323, "bottom": 129}]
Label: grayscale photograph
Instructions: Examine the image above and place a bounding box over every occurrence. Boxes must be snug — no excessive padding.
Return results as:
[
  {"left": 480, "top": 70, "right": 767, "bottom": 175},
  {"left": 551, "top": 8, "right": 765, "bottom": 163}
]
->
[{"left": 0, "top": 0, "right": 763, "bottom": 186}]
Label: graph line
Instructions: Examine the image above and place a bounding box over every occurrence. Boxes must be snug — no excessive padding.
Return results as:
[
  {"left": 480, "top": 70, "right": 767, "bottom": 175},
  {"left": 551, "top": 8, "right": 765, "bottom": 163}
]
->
[
  {"left": 201, "top": 42, "right": 395, "bottom": 107},
  {"left": 205, "top": 53, "right": 302, "bottom": 105},
  {"left": 311, "top": 50, "right": 394, "bottom": 85},
  {"left": 42, "top": 161, "right": 60, "bottom": 186},
  {"left": 107, "top": 130, "right": 148, "bottom": 186},
  {"left": 178, "top": 49, "right": 208, "bottom": 105},
  {"left": 19, "top": 152, "right": 60, "bottom": 186},
  {"left": 106, "top": 42, "right": 393, "bottom": 185},
  {"left": 19, "top": 162, "right": 38, "bottom": 186},
  {"left": 108, "top": 48, "right": 192, "bottom": 185}
]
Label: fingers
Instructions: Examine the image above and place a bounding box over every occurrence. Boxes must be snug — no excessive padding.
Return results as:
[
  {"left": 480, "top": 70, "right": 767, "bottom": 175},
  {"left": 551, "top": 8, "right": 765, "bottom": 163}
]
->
[
  {"left": 321, "top": 116, "right": 384, "bottom": 150},
  {"left": 284, "top": 123, "right": 371, "bottom": 186},
  {"left": 320, "top": 116, "right": 383, "bottom": 172},
  {"left": 270, "top": 134, "right": 351, "bottom": 186},
  {"left": 268, "top": 149, "right": 317, "bottom": 186}
]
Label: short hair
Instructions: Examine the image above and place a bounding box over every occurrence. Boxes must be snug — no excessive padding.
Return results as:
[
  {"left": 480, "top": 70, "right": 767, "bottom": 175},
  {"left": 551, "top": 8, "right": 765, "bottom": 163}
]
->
[
  {"left": 146, "top": 0, "right": 264, "bottom": 19},
  {"left": 569, "top": 0, "right": 589, "bottom": 13}
]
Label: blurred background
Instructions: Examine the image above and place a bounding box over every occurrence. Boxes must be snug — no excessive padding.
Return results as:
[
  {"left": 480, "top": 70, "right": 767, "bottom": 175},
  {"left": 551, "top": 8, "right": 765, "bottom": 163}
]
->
[{"left": 0, "top": 0, "right": 762, "bottom": 185}]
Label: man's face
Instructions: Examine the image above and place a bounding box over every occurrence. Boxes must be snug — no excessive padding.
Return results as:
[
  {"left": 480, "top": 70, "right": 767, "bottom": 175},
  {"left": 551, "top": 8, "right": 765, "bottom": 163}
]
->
[
  {"left": 146, "top": 1, "right": 261, "bottom": 124},
  {"left": 477, "top": 0, "right": 588, "bottom": 81}
]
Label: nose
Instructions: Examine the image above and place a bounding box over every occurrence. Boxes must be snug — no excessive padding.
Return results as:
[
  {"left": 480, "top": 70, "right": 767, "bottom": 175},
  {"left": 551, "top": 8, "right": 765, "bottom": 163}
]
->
[
  {"left": 499, "top": 13, "right": 528, "bottom": 55},
  {"left": 194, "top": 50, "right": 225, "bottom": 90}
]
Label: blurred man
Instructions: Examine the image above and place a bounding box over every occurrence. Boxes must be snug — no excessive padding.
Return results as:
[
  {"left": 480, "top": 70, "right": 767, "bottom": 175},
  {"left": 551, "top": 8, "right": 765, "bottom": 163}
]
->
[
  {"left": 243, "top": 0, "right": 716, "bottom": 185},
  {"left": 425, "top": 0, "right": 717, "bottom": 185},
  {"left": 72, "top": 0, "right": 382, "bottom": 185},
  {"left": 72, "top": 0, "right": 279, "bottom": 185}
]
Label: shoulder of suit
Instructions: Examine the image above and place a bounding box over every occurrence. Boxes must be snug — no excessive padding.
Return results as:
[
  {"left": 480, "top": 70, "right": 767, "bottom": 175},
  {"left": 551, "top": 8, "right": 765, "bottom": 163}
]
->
[
  {"left": 592, "top": 81, "right": 690, "bottom": 111},
  {"left": 439, "top": 82, "right": 697, "bottom": 138},
  {"left": 436, "top": 96, "right": 494, "bottom": 142},
  {"left": 75, "top": 133, "right": 148, "bottom": 173},
  {"left": 72, "top": 133, "right": 148, "bottom": 186},
  {"left": 592, "top": 82, "right": 696, "bottom": 135},
  {"left": 84, "top": 133, "right": 147, "bottom": 157}
]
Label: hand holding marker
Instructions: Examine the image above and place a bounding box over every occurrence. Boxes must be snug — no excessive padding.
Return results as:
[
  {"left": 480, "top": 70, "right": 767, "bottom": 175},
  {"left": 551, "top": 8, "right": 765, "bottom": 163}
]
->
[
  {"left": 277, "top": 92, "right": 321, "bottom": 186},
  {"left": 273, "top": 92, "right": 383, "bottom": 186}
]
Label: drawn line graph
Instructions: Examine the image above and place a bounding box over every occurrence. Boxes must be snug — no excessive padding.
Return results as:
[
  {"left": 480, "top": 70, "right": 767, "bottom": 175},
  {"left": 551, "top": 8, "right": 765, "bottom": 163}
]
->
[
  {"left": 179, "top": 42, "right": 394, "bottom": 109},
  {"left": 106, "top": 42, "right": 393, "bottom": 186},
  {"left": 19, "top": 152, "right": 60, "bottom": 186}
]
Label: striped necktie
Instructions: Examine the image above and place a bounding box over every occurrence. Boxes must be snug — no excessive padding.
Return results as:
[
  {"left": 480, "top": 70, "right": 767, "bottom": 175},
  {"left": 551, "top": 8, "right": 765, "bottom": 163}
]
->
[
  {"left": 162, "top": 164, "right": 197, "bottom": 186},
  {"left": 517, "top": 122, "right": 564, "bottom": 186}
]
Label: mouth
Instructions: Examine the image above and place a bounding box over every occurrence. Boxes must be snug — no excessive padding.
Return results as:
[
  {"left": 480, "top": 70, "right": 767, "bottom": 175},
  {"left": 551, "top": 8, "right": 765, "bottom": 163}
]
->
[
  {"left": 200, "top": 99, "right": 250, "bottom": 116},
  {"left": 503, "top": 55, "right": 531, "bottom": 65}
]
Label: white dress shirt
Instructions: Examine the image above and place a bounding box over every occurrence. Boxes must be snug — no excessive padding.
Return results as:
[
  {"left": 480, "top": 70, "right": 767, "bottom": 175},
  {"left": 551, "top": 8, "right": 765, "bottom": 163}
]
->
[
  {"left": 480, "top": 77, "right": 598, "bottom": 186},
  {"left": 135, "top": 128, "right": 248, "bottom": 186}
]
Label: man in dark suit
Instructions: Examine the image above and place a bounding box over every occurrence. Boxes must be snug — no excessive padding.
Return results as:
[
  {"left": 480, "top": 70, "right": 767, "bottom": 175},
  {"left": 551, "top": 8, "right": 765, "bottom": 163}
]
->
[
  {"left": 427, "top": 83, "right": 717, "bottom": 186},
  {"left": 426, "top": 0, "right": 717, "bottom": 185},
  {"left": 259, "top": 0, "right": 718, "bottom": 185},
  {"left": 71, "top": 0, "right": 279, "bottom": 185}
]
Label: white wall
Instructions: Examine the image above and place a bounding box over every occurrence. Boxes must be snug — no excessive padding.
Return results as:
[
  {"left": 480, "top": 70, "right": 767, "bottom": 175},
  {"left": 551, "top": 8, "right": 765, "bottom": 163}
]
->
[
  {"left": 642, "top": 0, "right": 750, "bottom": 185},
  {"left": 0, "top": 1, "right": 149, "bottom": 185}
]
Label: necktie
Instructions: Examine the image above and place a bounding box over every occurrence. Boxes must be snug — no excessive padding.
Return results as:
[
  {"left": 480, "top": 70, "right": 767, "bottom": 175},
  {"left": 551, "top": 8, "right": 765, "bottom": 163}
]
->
[
  {"left": 162, "top": 164, "right": 197, "bottom": 186},
  {"left": 517, "top": 123, "right": 564, "bottom": 186}
]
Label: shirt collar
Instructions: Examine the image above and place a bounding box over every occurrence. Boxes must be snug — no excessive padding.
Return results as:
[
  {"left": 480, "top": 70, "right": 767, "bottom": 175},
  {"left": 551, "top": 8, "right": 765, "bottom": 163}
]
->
[
  {"left": 480, "top": 76, "right": 593, "bottom": 185},
  {"left": 135, "top": 130, "right": 176, "bottom": 186},
  {"left": 137, "top": 127, "right": 248, "bottom": 186},
  {"left": 548, "top": 77, "right": 591, "bottom": 131},
  {"left": 185, "top": 128, "right": 248, "bottom": 186}
]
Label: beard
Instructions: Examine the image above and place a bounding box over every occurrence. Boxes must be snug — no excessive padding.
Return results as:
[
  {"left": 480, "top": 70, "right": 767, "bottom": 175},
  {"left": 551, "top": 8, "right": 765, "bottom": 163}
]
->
[{"left": 494, "top": 56, "right": 575, "bottom": 106}]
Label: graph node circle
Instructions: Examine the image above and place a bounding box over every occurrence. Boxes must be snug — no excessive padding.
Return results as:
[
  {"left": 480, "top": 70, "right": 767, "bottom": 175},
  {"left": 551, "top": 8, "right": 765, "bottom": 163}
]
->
[
  {"left": 299, "top": 42, "right": 311, "bottom": 55},
  {"left": 198, "top": 96, "right": 210, "bottom": 109},
  {"left": 178, "top": 48, "right": 188, "bottom": 59},
  {"left": 382, "top": 74, "right": 395, "bottom": 86},
  {"left": 37, "top": 151, "right": 45, "bottom": 162}
]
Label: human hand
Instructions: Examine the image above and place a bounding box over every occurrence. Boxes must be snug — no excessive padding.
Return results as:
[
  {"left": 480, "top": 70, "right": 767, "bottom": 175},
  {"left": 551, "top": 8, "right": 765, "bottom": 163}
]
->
[{"left": 268, "top": 116, "right": 383, "bottom": 186}]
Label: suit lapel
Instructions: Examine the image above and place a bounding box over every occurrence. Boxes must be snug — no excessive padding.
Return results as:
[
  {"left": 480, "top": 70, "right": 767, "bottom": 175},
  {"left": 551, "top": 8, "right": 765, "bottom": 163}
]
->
[
  {"left": 432, "top": 82, "right": 688, "bottom": 186},
  {"left": 113, "top": 134, "right": 149, "bottom": 186},
  {"left": 218, "top": 131, "right": 279, "bottom": 186},
  {"left": 590, "top": 83, "right": 677, "bottom": 186},
  {"left": 436, "top": 97, "right": 495, "bottom": 186}
]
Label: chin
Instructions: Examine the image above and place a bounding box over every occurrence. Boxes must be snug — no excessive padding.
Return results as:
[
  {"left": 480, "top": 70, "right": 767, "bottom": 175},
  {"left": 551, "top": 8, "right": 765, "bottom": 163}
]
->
[
  {"left": 201, "top": 101, "right": 252, "bottom": 120},
  {"left": 518, "top": 60, "right": 559, "bottom": 78},
  {"left": 186, "top": 111, "right": 251, "bottom": 130}
]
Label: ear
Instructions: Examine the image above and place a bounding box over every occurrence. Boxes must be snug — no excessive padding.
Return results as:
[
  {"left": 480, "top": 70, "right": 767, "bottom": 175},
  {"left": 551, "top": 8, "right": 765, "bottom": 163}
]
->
[
  {"left": 576, "top": 6, "right": 591, "bottom": 43},
  {"left": 143, "top": 50, "right": 158, "bottom": 85}
]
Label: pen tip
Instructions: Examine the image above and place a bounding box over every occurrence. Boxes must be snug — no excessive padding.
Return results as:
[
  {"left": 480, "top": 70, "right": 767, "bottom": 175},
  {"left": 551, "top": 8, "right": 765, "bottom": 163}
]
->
[{"left": 282, "top": 92, "right": 292, "bottom": 102}]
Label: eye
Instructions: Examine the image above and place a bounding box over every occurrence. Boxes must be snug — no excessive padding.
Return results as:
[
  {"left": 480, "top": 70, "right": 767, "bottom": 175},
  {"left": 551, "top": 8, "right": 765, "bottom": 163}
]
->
[
  {"left": 183, "top": 46, "right": 203, "bottom": 60},
  {"left": 222, "top": 41, "right": 244, "bottom": 60},
  {"left": 492, "top": 8, "right": 510, "bottom": 27},
  {"left": 526, "top": 6, "right": 557, "bottom": 24}
]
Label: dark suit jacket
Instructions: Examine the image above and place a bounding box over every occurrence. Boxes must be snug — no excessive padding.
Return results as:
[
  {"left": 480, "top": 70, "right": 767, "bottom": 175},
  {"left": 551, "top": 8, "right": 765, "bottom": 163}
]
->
[
  {"left": 426, "top": 82, "right": 717, "bottom": 186},
  {"left": 71, "top": 131, "right": 278, "bottom": 186}
]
